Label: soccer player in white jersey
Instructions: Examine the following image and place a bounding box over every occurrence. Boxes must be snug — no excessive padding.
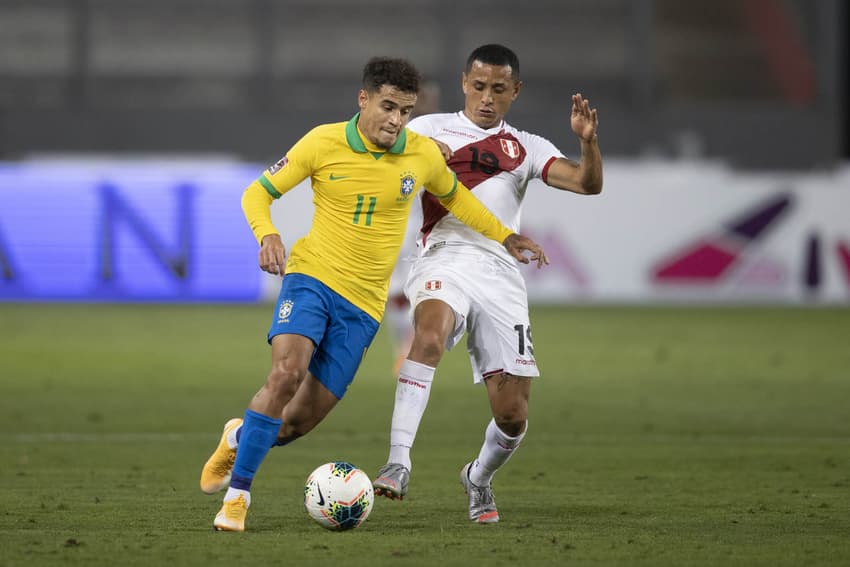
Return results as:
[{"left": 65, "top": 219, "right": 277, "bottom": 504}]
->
[{"left": 372, "top": 44, "right": 603, "bottom": 523}]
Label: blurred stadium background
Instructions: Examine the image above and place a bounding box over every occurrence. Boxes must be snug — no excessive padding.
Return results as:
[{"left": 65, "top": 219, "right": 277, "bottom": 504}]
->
[
  {"left": 1, "top": 3, "right": 849, "bottom": 563},
  {"left": 0, "top": 0, "right": 846, "bottom": 168},
  {"left": 0, "top": 0, "right": 847, "bottom": 305},
  {"left": 0, "top": 0, "right": 847, "bottom": 168}
]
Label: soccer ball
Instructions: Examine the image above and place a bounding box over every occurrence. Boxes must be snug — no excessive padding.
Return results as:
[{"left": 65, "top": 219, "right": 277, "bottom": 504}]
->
[{"left": 304, "top": 461, "right": 374, "bottom": 531}]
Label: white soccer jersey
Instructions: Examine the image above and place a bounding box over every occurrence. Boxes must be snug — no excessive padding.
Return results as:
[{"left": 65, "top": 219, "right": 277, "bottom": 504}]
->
[{"left": 407, "top": 111, "right": 565, "bottom": 263}]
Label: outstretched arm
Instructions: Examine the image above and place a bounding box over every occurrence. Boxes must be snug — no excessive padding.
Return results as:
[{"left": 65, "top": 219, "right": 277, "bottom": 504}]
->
[
  {"left": 545, "top": 93, "right": 603, "bottom": 195},
  {"left": 437, "top": 182, "right": 548, "bottom": 269}
]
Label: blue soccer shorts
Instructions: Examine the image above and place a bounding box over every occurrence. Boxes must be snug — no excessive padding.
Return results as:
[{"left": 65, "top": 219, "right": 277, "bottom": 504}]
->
[{"left": 267, "top": 273, "right": 380, "bottom": 399}]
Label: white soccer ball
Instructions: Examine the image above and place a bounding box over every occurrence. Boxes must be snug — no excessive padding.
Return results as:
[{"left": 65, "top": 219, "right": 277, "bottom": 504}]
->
[{"left": 304, "top": 461, "right": 374, "bottom": 531}]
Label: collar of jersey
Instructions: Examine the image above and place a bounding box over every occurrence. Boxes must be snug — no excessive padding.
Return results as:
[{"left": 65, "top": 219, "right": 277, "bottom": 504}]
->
[
  {"left": 346, "top": 113, "right": 407, "bottom": 156},
  {"left": 457, "top": 110, "right": 505, "bottom": 133}
]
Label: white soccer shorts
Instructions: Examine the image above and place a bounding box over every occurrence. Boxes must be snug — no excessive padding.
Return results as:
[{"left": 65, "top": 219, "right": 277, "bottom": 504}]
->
[{"left": 405, "top": 244, "right": 539, "bottom": 383}]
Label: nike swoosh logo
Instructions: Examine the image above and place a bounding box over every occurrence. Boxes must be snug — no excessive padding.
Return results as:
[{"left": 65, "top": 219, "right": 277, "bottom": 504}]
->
[
  {"left": 316, "top": 484, "right": 325, "bottom": 506},
  {"left": 329, "top": 173, "right": 350, "bottom": 181}
]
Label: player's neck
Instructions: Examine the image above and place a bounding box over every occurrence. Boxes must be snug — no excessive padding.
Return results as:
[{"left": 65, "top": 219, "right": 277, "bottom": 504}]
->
[
  {"left": 356, "top": 125, "right": 387, "bottom": 154},
  {"left": 460, "top": 110, "right": 503, "bottom": 132}
]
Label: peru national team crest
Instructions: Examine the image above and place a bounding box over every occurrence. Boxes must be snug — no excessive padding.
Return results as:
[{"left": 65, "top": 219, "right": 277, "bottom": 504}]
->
[
  {"left": 499, "top": 138, "right": 520, "bottom": 159},
  {"left": 267, "top": 156, "right": 288, "bottom": 175},
  {"left": 424, "top": 280, "right": 441, "bottom": 291}
]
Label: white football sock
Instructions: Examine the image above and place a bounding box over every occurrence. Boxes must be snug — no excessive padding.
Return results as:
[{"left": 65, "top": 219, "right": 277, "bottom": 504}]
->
[
  {"left": 387, "top": 359, "right": 435, "bottom": 471},
  {"left": 468, "top": 418, "right": 527, "bottom": 487},
  {"left": 223, "top": 487, "right": 251, "bottom": 506}
]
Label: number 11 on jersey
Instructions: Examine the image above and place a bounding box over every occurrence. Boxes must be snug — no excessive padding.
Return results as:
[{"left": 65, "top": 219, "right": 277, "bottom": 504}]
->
[{"left": 353, "top": 195, "right": 376, "bottom": 226}]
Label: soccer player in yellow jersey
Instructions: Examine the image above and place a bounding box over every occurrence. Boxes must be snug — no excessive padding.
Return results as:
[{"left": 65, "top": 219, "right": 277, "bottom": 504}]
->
[{"left": 200, "top": 57, "right": 547, "bottom": 532}]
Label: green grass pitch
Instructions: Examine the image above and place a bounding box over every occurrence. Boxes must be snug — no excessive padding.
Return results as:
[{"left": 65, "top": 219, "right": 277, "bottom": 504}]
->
[{"left": 1, "top": 303, "right": 849, "bottom": 566}]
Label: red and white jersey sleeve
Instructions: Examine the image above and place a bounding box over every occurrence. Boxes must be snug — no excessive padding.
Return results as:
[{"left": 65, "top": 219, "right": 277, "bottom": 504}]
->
[{"left": 406, "top": 111, "right": 564, "bottom": 262}]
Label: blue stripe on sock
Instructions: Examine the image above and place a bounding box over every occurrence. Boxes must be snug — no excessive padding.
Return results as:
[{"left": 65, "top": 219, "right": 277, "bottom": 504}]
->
[
  {"left": 230, "top": 474, "right": 253, "bottom": 491},
  {"left": 231, "top": 409, "right": 282, "bottom": 492}
]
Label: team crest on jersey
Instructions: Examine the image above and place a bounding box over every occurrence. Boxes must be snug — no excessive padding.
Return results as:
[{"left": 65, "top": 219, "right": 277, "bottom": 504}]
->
[
  {"left": 267, "top": 156, "right": 288, "bottom": 175},
  {"left": 425, "top": 280, "right": 442, "bottom": 291},
  {"left": 499, "top": 139, "right": 521, "bottom": 159},
  {"left": 277, "top": 299, "right": 294, "bottom": 322},
  {"left": 399, "top": 171, "right": 417, "bottom": 198}
]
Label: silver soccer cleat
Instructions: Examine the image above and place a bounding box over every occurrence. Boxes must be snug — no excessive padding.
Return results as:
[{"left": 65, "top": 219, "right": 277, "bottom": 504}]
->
[
  {"left": 373, "top": 462, "right": 410, "bottom": 500},
  {"left": 459, "top": 462, "right": 499, "bottom": 523}
]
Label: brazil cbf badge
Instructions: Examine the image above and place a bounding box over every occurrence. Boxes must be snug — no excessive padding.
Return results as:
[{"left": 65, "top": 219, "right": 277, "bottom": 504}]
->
[
  {"left": 399, "top": 171, "right": 417, "bottom": 200},
  {"left": 278, "top": 299, "right": 294, "bottom": 323}
]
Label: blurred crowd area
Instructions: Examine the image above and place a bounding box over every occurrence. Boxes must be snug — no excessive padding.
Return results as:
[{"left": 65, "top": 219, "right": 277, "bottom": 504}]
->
[{"left": 0, "top": 0, "right": 845, "bottom": 169}]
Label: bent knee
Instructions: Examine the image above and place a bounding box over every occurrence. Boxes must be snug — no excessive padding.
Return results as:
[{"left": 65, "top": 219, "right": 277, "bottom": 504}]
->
[{"left": 265, "top": 364, "right": 306, "bottom": 398}]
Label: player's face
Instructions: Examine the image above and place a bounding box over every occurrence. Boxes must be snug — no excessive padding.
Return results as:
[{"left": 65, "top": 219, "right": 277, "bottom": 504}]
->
[
  {"left": 462, "top": 60, "right": 521, "bottom": 129},
  {"left": 357, "top": 85, "right": 418, "bottom": 149}
]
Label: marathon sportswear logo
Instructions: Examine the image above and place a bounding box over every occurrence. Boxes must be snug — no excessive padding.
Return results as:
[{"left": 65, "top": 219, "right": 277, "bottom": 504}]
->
[
  {"left": 278, "top": 299, "right": 293, "bottom": 322},
  {"left": 424, "top": 280, "right": 441, "bottom": 290},
  {"left": 399, "top": 377, "right": 427, "bottom": 390},
  {"left": 441, "top": 127, "right": 477, "bottom": 140},
  {"left": 267, "top": 156, "right": 288, "bottom": 175}
]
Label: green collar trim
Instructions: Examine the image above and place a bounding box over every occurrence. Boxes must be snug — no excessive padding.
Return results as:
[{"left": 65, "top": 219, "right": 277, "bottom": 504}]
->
[{"left": 345, "top": 113, "right": 407, "bottom": 155}]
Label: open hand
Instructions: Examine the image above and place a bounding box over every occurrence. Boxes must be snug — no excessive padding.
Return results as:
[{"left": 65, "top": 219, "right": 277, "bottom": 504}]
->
[
  {"left": 571, "top": 93, "right": 598, "bottom": 142},
  {"left": 503, "top": 233, "right": 549, "bottom": 269}
]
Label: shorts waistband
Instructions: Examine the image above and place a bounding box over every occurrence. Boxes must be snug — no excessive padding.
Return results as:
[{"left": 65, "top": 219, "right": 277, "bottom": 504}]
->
[{"left": 424, "top": 241, "right": 469, "bottom": 253}]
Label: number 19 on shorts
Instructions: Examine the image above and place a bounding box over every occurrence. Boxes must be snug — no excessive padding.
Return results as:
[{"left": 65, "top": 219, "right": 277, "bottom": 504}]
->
[{"left": 514, "top": 324, "right": 534, "bottom": 355}]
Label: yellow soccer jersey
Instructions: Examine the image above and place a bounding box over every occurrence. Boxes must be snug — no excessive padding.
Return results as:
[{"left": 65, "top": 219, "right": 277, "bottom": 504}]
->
[{"left": 242, "top": 113, "right": 511, "bottom": 321}]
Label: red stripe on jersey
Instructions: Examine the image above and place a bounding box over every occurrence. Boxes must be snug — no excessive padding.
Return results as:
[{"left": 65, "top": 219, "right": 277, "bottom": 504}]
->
[
  {"left": 420, "top": 132, "right": 527, "bottom": 240},
  {"left": 541, "top": 156, "right": 558, "bottom": 184},
  {"left": 450, "top": 131, "right": 527, "bottom": 190},
  {"left": 482, "top": 368, "right": 505, "bottom": 379}
]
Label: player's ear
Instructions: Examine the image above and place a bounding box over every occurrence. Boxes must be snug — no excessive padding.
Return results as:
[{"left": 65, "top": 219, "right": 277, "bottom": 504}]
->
[
  {"left": 357, "top": 89, "right": 369, "bottom": 110},
  {"left": 511, "top": 80, "right": 522, "bottom": 101},
  {"left": 461, "top": 72, "right": 469, "bottom": 95}
]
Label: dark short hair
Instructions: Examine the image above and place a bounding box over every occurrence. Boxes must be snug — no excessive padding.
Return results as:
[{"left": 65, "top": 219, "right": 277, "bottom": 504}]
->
[
  {"left": 362, "top": 57, "right": 421, "bottom": 94},
  {"left": 466, "top": 44, "right": 520, "bottom": 79}
]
